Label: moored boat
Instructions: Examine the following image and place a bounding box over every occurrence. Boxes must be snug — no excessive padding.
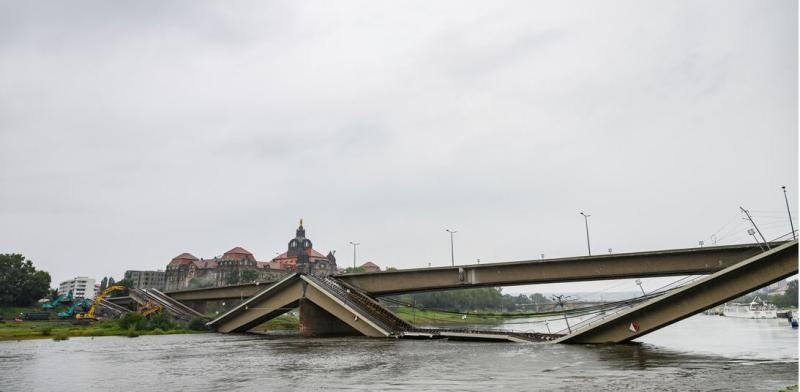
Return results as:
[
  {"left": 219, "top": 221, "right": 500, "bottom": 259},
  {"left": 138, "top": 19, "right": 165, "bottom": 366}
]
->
[{"left": 722, "top": 296, "right": 777, "bottom": 319}]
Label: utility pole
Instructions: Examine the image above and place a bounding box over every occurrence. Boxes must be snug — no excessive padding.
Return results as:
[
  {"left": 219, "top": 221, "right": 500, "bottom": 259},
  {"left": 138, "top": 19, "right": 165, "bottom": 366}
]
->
[
  {"left": 782, "top": 186, "right": 796, "bottom": 240},
  {"left": 740, "top": 207, "right": 770, "bottom": 249},
  {"left": 580, "top": 212, "right": 592, "bottom": 256},
  {"left": 349, "top": 242, "right": 360, "bottom": 270},
  {"left": 446, "top": 229, "right": 457, "bottom": 266}
]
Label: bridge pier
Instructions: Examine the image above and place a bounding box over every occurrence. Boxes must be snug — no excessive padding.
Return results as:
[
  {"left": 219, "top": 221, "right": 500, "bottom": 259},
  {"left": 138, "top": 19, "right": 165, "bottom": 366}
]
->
[{"left": 299, "top": 299, "right": 361, "bottom": 337}]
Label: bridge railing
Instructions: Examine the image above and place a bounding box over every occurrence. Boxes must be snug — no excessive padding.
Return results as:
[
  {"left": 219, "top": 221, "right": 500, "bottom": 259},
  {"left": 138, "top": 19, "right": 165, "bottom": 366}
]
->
[
  {"left": 310, "top": 275, "right": 411, "bottom": 333},
  {"left": 552, "top": 275, "right": 703, "bottom": 335}
]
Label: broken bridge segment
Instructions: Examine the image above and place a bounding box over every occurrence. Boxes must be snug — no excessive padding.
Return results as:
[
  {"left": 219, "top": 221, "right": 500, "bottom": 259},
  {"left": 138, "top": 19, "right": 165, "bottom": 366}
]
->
[
  {"left": 557, "top": 240, "right": 798, "bottom": 344},
  {"left": 206, "top": 273, "right": 412, "bottom": 337},
  {"left": 206, "top": 273, "right": 558, "bottom": 342}
]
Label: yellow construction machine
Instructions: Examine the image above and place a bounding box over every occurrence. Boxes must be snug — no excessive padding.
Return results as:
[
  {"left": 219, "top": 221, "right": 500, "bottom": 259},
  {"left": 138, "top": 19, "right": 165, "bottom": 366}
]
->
[
  {"left": 76, "top": 285, "right": 126, "bottom": 320},
  {"left": 138, "top": 301, "right": 164, "bottom": 317}
]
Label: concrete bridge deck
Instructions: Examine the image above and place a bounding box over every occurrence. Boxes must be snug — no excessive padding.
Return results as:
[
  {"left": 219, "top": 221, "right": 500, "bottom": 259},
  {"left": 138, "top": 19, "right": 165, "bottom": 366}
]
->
[{"left": 337, "top": 242, "right": 778, "bottom": 295}]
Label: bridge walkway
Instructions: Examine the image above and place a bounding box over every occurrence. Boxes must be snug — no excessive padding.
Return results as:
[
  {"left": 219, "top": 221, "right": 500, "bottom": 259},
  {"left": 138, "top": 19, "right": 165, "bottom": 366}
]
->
[{"left": 311, "top": 275, "right": 413, "bottom": 333}]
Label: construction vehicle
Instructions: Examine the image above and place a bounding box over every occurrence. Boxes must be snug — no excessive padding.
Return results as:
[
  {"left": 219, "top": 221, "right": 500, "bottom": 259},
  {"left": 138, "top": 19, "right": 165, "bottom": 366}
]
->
[
  {"left": 139, "top": 301, "right": 164, "bottom": 317},
  {"left": 17, "top": 312, "right": 50, "bottom": 321},
  {"left": 42, "top": 290, "right": 73, "bottom": 310},
  {"left": 76, "top": 285, "right": 126, "bottom": 320},
  {"left": 57, "top": 298, "right": 92, "bottom": 319}
]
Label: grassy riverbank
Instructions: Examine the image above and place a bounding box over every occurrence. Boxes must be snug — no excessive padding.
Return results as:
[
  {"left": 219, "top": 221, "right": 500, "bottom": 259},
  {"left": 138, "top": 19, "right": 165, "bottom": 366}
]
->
[
  {"left": 0, "top": 319, "right": 204, "bottom": 341},
  {"left": 250, "top": 314, "right": 300, "bottom": 332},
  {"left": 0, "top": 305, "right": 209, "bottom": 341}
]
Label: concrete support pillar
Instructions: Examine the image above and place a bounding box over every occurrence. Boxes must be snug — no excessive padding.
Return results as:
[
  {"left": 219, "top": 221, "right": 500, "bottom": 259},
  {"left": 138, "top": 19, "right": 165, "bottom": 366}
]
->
[{"left": 299, "top": 299, "right": 361, "bottom": 337}]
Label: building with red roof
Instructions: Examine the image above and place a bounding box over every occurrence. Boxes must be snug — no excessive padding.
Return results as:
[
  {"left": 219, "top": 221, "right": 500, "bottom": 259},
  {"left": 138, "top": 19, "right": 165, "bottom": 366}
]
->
[
  {"left": 360, "top": 262, "right": 381, "bottom": 273},
  {"left": 164, "top": 221, "right": 337, "bottom": 290}
]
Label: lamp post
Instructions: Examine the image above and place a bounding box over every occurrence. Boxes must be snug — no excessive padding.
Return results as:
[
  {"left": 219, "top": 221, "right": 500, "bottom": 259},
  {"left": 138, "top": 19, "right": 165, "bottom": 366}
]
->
[
  {"left": 782, "top": 186, "right": 796, "bottom": 240},
  {"left": 349, "top": 242, "right": 360, "bottom": 270},
  {"left": 445, "top": 229, "right": 457, "bottom": 266},
  {"left": 747, "top": 229, "right": 765, "bottom": 252},
  {"left": 580, "top": 212, "right": 592, "bottom": 256},
  {"left": 635, "top": 279, "right": 645, "bottom": 296}
]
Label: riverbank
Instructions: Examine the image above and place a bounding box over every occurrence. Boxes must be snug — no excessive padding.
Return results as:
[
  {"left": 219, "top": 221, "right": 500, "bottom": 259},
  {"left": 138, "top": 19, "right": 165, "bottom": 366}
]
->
[
  {"left": 250, "top": 314, "right": 300, "bottom": 332},
  {"left": 0, "top": 320, "right": 204, "bottom": 341}
]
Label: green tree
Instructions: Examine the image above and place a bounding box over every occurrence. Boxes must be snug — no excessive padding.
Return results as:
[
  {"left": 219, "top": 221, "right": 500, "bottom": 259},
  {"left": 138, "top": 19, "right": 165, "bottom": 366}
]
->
[
  {"left": 768, "top": 280, "right": 798, "bottom": 308},
  {"left": 529, "top": 293, "right": 551, "bottom": 304},
  {"left": 785, "top": 280, "right": 798, "bottom": 306},
  {"left": 107, "top": 278, "right": 132, "bottom": 297},
  {"left": 344, "top": 267, "right": 366, "bottom": 273},
  {"left": 148, "top": 313, "right": 176, "bottom": 331},
  {"left": 100, "top": 277, "right": 108, "bottom": 292},
  {"left": 0, "top": 254, "right": 51, "bottom": 306},
  {"left": 118, "top": 312, "right": 147, "bottom": 330}
]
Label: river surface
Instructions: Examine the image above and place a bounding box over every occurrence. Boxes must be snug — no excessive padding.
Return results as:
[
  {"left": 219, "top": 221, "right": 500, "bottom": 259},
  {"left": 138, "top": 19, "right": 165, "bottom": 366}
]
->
[{"left": 0, "top": 315, "right": 796, "bottom": 391}]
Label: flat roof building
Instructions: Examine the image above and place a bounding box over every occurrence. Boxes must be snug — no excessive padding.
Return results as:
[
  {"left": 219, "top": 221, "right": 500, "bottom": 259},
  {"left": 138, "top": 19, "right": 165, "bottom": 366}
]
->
[
  {"left": 59, "top": 277, "right": 96, "bottom": 299},
  {"left": 124, "top": 270, "right": 166, "bottom": 290}
]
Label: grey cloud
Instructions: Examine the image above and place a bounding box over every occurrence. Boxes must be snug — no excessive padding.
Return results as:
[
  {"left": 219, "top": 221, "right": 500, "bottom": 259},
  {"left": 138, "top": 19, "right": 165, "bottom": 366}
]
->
[{"left": 0, "top": 1, "right": 795, "bottom": 291}]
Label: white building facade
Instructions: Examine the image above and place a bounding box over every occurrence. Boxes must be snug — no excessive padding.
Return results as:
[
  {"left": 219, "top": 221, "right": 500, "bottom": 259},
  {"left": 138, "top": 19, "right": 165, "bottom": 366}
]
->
[{"left": 58, "top": 277, "right": 96, "bottom": 299}]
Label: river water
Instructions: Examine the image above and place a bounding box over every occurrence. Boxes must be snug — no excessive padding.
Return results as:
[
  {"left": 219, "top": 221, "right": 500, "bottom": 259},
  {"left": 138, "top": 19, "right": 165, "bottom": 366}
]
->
[{"left": 0, "top": 315, "right": 796, "bottom": 391}]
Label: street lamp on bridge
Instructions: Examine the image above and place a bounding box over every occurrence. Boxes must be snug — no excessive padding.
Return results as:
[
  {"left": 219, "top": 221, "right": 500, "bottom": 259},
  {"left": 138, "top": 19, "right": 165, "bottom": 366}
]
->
[
  {"left": 580, "top": 212, "right": 592, "bottom": 256},
  {"left": 349, "top": 242, "right": 360, "bottom": 270},
  {"left": 445, "top": 229, "right": 457, "bottom": 266}
]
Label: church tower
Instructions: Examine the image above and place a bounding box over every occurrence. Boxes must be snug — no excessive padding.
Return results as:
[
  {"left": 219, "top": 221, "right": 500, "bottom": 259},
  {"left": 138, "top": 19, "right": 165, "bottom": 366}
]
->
[{"left": 287, "top": 219, "right": 313, "bottom": 273}]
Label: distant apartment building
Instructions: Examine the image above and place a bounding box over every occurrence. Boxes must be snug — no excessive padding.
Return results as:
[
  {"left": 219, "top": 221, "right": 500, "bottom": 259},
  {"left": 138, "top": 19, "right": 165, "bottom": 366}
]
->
[
  {"left": 124, "top": 270, "right": 166, "bottom": 290},
  {"left": 58, "top": 277, "right": 96, "bottom": 299}
]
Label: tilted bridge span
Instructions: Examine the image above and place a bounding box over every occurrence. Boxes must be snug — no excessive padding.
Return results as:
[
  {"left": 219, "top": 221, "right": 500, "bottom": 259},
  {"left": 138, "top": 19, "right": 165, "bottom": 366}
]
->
[{"left": 122, "top": 241, "right": 797, "bottom": 344}]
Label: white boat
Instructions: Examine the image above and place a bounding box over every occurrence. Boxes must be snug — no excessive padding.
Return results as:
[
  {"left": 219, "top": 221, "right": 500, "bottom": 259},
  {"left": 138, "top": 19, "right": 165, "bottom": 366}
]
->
[{"left": 722, "top": 296, "right": 778, "bottom": 319}]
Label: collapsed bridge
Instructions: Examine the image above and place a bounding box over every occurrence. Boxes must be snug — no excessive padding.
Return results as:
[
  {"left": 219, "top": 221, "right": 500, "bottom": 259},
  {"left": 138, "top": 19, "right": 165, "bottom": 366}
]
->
[{"left": 198, "top": 241, "right": 796, "bottom": 343}]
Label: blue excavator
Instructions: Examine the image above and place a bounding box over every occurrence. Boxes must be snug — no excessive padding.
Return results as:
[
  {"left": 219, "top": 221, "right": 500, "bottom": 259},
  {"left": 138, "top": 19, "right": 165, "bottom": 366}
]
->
[
  {"left": 42, "top": 290, "right": 73, "bottom": 310},
  {"left": 57, "top": 298, "right": 93, "bottom": 319}
]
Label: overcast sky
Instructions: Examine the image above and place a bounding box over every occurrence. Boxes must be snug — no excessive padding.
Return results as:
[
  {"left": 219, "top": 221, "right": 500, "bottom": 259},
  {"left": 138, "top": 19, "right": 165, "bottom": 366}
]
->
[{"left": 0, "top": 1, "right": 796, "bottom": 294}]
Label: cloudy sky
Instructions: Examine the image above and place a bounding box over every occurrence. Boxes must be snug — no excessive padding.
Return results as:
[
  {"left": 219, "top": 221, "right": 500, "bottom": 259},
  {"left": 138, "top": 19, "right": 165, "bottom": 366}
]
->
[{"left": 0, "top": 1, "right": 796, "bottom": 294}]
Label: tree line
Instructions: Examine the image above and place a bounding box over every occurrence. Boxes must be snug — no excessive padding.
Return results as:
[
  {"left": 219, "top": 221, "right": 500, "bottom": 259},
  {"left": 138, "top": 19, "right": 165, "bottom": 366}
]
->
[
  {"left": 735, "top": 280, "right": 798, "bottom": 308},
  {"left": 387, "top": 287, "right": 552, "bottom": 312}
]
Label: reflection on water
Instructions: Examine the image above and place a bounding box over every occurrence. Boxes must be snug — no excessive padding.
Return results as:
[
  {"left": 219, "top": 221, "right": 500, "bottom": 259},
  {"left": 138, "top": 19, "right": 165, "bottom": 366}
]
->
[{"left": 0, "top": 315, "right": 796, "bottom": 392}]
